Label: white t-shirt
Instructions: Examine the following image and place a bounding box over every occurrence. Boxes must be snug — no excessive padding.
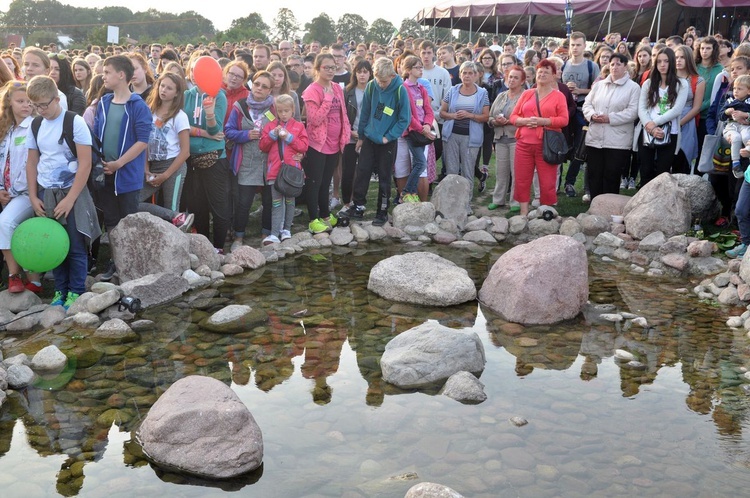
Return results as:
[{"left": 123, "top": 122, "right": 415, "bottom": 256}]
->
[
  {"left": 26, "top": 111, "right": 91, "bottom": 189},
  {"left": 422, "top": 65, "right": 452, "bottom": 121},
  {"left": 148, "top": 109, "right": 190, "bottom": 161}
]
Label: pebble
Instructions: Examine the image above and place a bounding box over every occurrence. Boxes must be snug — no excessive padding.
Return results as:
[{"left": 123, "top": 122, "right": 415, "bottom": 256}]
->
[
  {"left": 615, "top": 349, "right": 635, "bottom": 361},
  {"left": 600, "top": 313, "right": 623, "bottom": 322},
  {"left": 509, "top": 416, "right": 528, "bottom": 427}
]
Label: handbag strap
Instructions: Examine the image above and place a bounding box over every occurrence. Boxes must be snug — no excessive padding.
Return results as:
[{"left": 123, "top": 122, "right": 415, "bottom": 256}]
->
[{"left": 534, "top": 91, "right": 548, "bottom": 131}]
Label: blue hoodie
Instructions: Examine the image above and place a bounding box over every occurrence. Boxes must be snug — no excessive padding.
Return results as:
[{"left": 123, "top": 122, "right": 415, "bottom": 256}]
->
[
  {"left": 93, "top": 93, "right": 152, "bottom": 195},
  {"left": 358, "top": 75, "right": 411, "bottom": 144}
]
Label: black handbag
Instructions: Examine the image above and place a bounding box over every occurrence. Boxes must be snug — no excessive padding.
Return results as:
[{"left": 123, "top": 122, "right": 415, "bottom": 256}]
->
[
  {"left": 408, "top": 129, "right": 435, "bottom": 147},
  {"left": 574, "top": 125, "right": 588, "bottom": 162},
  {"left": 274, "top": 139, "right": 304, "bottom": 197},
  {"left": 535, "top": 91, "right": 569, "bottom": 164},
  {"left": 642, "top": 122, "right": 672, "bottom": 148}
]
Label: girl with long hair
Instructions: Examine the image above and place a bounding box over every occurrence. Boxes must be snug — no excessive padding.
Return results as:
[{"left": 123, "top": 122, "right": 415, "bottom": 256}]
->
[
  {"left": 48, "top": 53, "right": 85, "bottom": 115},
  {"left": 638, "top": 47, "right": 688, "bottom": 185},
  {"left": 72, "top": 58, "right": 92, "bottom": 94},
  {"left": 267, "top": 60, "right": 301, "bottom": 120},
  {"left": 342, "top": 59, "right": 372, "bottom": 209},
  {"left": 140, "top": 72, "right": 192, "bottom": 230},
  {"left": 128, "top": 52, "right": 154, "bottom": 101},
  {"left": 673, "top": 45, "right": 705, "bottom": 174}
]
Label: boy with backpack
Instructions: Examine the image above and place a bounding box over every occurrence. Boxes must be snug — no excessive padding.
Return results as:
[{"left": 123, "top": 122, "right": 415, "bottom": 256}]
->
[
  {"left": 26, "top": 75, "right": 101, "bottom": 309},
  {"left": 93, "top": 55, "right": 152, "bottom": 281}
]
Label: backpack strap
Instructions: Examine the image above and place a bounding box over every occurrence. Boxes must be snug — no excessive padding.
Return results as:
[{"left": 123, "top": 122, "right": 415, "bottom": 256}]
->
[
  {"left": 31, "top": 111, "right": 77, "bottom": 158},
  {"left": 587, "top": 59, "right": 595, "bottom": 88},
  {"left": 237, "top": 99, "right": 251, "bottom": 121}
]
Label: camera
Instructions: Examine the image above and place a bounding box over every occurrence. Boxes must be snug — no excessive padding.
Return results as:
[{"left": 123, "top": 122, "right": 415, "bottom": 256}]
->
[{"left": 118, "top": 296, "right": 142, "bottom": 313}]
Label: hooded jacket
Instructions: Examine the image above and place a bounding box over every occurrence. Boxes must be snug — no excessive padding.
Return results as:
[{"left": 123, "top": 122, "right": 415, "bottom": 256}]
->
[
  {"left": 93, "top": 93, "right": 152, "bottom": 195},
  {"left": 358, "top": 75, "right": 411, "bottom": 144}
]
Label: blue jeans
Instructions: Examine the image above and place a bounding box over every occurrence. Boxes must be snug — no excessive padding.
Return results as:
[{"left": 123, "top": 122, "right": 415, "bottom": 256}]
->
[
  {"left": 736, "top": 180, "right": 750, "bottom": 245},
  {"left": 53, "top": 209, "right": 89, "bottom": 295},
  {"left": 403, "top": 137, "right": 427, "bottom": 194}
]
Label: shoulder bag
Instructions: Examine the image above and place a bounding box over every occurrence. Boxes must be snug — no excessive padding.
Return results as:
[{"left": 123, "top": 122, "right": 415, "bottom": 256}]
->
[
  {"left": 535, "top": 91, "right": 569, "bottom": 164},
  {"left": 274, "top": 137, "right": 305, "bottom": 197}
]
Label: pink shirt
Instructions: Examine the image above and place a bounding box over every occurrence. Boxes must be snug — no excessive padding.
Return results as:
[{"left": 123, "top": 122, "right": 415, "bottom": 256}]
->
[{"left": 322, "top": 94, "right": 343, "bottom": 154}]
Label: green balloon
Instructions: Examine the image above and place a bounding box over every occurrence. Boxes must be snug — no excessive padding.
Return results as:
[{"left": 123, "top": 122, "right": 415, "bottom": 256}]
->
[{"left": 11, "top": 217, "right": 70, "bottom": 273}]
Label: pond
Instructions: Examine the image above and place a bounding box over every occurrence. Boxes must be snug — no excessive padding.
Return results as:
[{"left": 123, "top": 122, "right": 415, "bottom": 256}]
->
[{"left": 1, "top": 243, "right": 750, "bottom": 497}]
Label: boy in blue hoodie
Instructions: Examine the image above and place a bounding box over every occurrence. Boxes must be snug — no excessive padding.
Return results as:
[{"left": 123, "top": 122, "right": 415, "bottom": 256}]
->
[
  {"left": 344, "top": 58, "right": 410, "bottom": 226},
  {"left": 94, "top": 55, "right": 152, "bottom": 280}
]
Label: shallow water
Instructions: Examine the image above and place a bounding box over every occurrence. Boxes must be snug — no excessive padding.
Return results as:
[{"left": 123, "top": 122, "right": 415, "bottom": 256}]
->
[{"left": 1, "top": 243, "right": 750, "bottom": 497}]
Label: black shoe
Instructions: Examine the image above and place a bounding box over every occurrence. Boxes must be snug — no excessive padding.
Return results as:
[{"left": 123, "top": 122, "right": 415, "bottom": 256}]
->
[
  {"left": 342, "top": 205, "right": 365, "bottom": 219},
  {"left": 478, "top": 171, "right": 488, "bottom": 193},
  {"left": 99, "top": 261, "right": 117, "bottom": 282},
  {"left": 372, "top": 213, "right": 387, "bottom": 227},
  {"left": 564, "top": 184, "right": 576, "bottom": 197}
]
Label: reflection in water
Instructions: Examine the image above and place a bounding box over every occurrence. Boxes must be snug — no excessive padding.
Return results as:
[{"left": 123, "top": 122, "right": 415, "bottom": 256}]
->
[{"left": 0, "top": 248, "right": 749, "bottom": 495}]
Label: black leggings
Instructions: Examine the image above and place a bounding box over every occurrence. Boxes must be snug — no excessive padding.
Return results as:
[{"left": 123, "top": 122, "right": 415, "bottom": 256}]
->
[{"left": 303, "top": 147, "right": 339, "bottom": 221}]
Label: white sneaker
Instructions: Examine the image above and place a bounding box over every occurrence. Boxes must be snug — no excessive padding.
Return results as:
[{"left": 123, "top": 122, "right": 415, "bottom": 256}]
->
[
  {"left": 231, "top": 240, "right": 242, "bottom": 253},
  {"left": 329, "top": 197, "right": 341, "bottom": 210},
  {"left": 619, "top": 177, "right": 627, "bottom": 189},
  {"left": 263, "top": 235, "right": 280, "bottom": 246},
  {"left": 531, "top": 198, "right": 540, "bottom": 208},
  {"left": 628, "top": 178, "right": 636, "bottom": 189},
  {"left": 582, "top": 193, "right": 591, "bottom": 204},
  {"left": 280, "top": 230, "right": 291, "bottom": 241}
]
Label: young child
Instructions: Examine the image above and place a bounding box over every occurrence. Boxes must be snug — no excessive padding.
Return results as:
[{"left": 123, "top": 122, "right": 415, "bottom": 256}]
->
[
  {"left": 93, "top": 55, "right": 152, "bottom": 281},
  {"left": 25, "top": 76, "right": 101, "bottom": 309},
  {"left": 259, "top": 94, "right": 308, "bottom": 245},
  {"left": 720, "top": 74, "right": 750, "bottom": 178}
]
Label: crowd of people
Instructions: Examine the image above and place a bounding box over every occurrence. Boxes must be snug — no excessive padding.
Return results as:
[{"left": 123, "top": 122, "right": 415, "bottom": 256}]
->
[{"left": 0, "top": 26, "right": 748, "bottom": 309}]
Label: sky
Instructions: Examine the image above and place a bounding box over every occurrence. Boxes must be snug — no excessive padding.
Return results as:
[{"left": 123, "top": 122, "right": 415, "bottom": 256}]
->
[{"left": 0, "top": 0, "right": 421, "bottom": 33}]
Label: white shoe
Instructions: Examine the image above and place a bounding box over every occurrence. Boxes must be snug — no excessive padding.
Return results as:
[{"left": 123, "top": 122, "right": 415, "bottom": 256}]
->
[
  {"left": 231, "top": 240, "right": 242, "bottom": 253},
  {"left": 531, "top": 198, "right": 540, "bottom": 208},
  {"left": 619, "top": 177, "right": 627, "bottom": 189},
  {"left": 280, "top": 230, "right": 291, "bottom": 241},
  {"left": 263, "top": 235, "right": 280, "bottom": 246},
  {"left": 582, "top": 193, "right": 591, "bottom": 204},
  {"left": 628, "top": 178, "right": 636, "bottom": 189},
  {"left": 329, "top": 197, "right": 340, "bottom": 210}
]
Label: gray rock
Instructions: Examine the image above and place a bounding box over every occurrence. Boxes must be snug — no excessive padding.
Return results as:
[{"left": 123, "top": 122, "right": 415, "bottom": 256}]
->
[
  {"left": 30, "top": 345, "right": 67, "bottom": 374},
  {"left": 6, "top": 305, "right": 46, "bottom": 332},
  {"left": 423, "top": 222, "right": 439, "bottom": 235},
  {"left": 672, "top": 173, "right": 722, "bottom": 226},
  {"left": 0, "top": 367, "right": 7, "bottom": 391},
  {"left": 330, "top": 227, "right": 354, "bottom": 246},
  {"left": 3, "top": 353, "right": 28, "bottom": 367},
  {"left": 86, "top": 289, "right": 121, "bottom": 314},
  {"left": 351, "top": 223, "right": 369, "bottom": 241},
  {"left": 189, "top": 253, "right": 200, "bottom": 269},
  {"left": 587, "top": 193, "right": 631, "bottom": 217},
  {"left": 593, "top": 232, "right": 624, "bottom": 248},
  {"left": 188, "top": 233, "right": 222, "bottom": 271},
  {"left": 363, "top": 224, "right": 388, "bottom": 241},
  {"left": 689, "top": 257, "right": 727, "bottom": 276},
  {"left": 463, "top": 217, "right": 491, "bottom": 231},
  {"left": 380, "top": 322, "right": 485, "bottom": 388},
  {"left": 38, "top": 306, "right": 67, "bottom": 328},
  {"left": 404, "top": 225, "right": 425, "bottom": 237},
  {"left": 461, "top": 230, "right": 497, "bottom": 245},
  {"left": 225, "top": 245, "right": 266, "bottom": 269},
  {"left": 297, "top": 238, "right": 321, "bottom": 249},
  {"left": 440, "top": 371, "right": 487, "bottom": 403},
  {"left": 0, "top": 290, "right": 42, "bottom": 313},
  {"left": 714, "top": 272, "right": 732, "bottom": 288},
  {"left": 727, "top": 316, "right": 744, "bottom": 328},
  {"left": 110, "top": 212, "right": 190, "bottom": 282},
  {"left": 508, "top": 215, "right": 527, "bottom": 234},
  {"left": 431, "top": 174, "right": 472, "bottom": 228},
  {"left": 688, "top": 240, "right": 715, "bottom": 258},
  {"left": 571, "top": 232, "right": 587, "bottom": 245},
  {"left": 131, "top": 319, "right": 155, "bottom": 332},
  {"left": 194, "top": 264, "right": 212, "bottom": 277},
  {"left": 661, "top": 254, "right": 689, "bottom": 271},
  {"left": 623, "top": 173, "right": 691, "bottom": 239},
  {"left": 181, "top": 269, "right": 205, "bottom": 287},
  {"left": 65, "top": 292, "right": 95, "bottom": 316},
  {"left": 527, "top": 218, "right": 560, "bottom": 236},
  {"left": 392, "top": 202, "right": 436, "bottom": 228},
  {"left": 6, "top": 364, "right": 33, "bottom": 389},
  {"left": 638, "top": 231, "right": 666, "bottom": 251},
  {"left": 593, "top": 246, "right": 615, "bottom": 256},
  {"left": 93, "top": 318, "right": 138, "bottom": 342},
  {"left": 220, "top": 263, "right": 243, "bottom": 276},
  {"left": 433, "top": 230, "right": 458, "bottom": 244},
  {"left": 90, "top": 282, "right": 120, "bottom": 294},
  {"left": 479, "top": 234, "right": 588, "bottom": 325},
  {"left": 437, "top": 217, "right": 458, "bottom": 233},
  {"left": 72, "top": 312, "right": 101, "bottom": 328},
  {"left": 659, "top": 235, "right": 689, "bottom": 255},
  {"left": 613, "top": 248, "right": 631, "bottom": 260},
  {"left": 200, "top": 304, "right": 269, "bottom": 333},
  {"left": 490, "top": 216, "right": 509, "bottom": 235},
  {"left": 368, "top": 252, "right": 477, "bottom": 306},
  {"left": 404, "top": 482, "right": 465, "bottom": 498},
  {"left": 580, "top": 214, "right": 611, "bottom": 236},
  {"left": 559, "top": 218, "right": 582, "bottom": 237},
  {"left": 209, "top": 271, "right": 224, "bottom": 282},
  {"left": 718, "top": 285, "right": 740, "bottom": 306},
  {"left": 120, "top": 272, "right": 190, "bottom": 308},
  {"left": 137, "top": 375, "right": 263, "bottom": 479}
]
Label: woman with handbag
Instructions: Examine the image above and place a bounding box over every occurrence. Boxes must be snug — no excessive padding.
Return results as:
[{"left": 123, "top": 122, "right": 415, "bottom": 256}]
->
[
  {"left": 509, "top": 59, "right": 569, "bottom": 216},
  {"left": 394, "top": 55, "right": 435, "bottom": 203},
  {"left": 638, "top": 47, "right": 688, "bottom": 186},
  {"left": 582, "top": 53, "right": 640, "bottom": 200},
  {"left": 488, "top": 65, "right": 525, "bottom": 210}
]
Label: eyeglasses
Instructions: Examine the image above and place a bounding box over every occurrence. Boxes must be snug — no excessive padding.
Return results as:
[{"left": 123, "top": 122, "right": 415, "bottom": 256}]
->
[
  {"left": 252, "top": 81, "right": 271, "bottom": 90},
  {"left": 31, "top": 97, "right": 56, "bottom": 110},
  {"left": 481, "top": 56, "right": 494, "bottom": 61},
  {"left": 320, "top": 65, "right": 336, "bottom": 71},
  {"left": 287, "top": 63, "right": 301, "bottom": 69},
  {"left": 501, "top": 62, "right": 513, "bottom": 67},
  {"left": 227, "top": 72, "right": 244, "bottom": 80},
  {"left": 333, "top": 54, "right": 345, "bottom": 59}
]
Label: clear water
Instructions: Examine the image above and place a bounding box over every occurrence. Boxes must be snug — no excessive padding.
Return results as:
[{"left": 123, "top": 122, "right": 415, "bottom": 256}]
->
[{"left": 1, "top": 244, "right": 750, "bottom": 497}]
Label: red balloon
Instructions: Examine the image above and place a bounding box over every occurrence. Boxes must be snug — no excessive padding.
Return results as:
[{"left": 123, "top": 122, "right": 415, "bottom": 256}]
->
[{"left": 193, "top": 56, "right": 222, "bottom": 97}]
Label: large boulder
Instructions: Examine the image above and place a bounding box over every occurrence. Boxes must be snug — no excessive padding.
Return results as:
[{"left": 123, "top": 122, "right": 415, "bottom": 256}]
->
[
  {"left": 380, "top": 321, "right": 486, "bottom": 388},
  {"left": 431, "top": 174, "right": 472, "bottom": 229},
  {"left": 30, "top": 345, "right": 67, "bottom": 374},
  {"left": 120, "top": 272, "right": 190, "bottom": 309},
  {"left": 623, "top": 173, "right": 691, "bottom": 239},
  {"left": 392, "top": 202, "right": 436, "bottom": 228},
  {"left": 368, "top": 252, "right": 476, "bottom": 306},
  {"left": 188, "top": 233, "right": 222, "bottom": 271},
  {"left": 479, "top": 234, "right": 588, "bottom": 324},
  {"left": 0, "top": 290, "right": 41, "bottom": 313},
  {"left": 672, "top": 173, "right": 721, "bottom": 226},
  {"left": 110, "top": 212, "right": 190, "bottom": 282},
  {"left": 405, "top": 482, "right": 465, "bottom": 498},
  {"left": 137, "top": 375, "right": 263, "bottom": 479},
  {"left": 588, "top": 193, "right": 631, "bottom": 217}
]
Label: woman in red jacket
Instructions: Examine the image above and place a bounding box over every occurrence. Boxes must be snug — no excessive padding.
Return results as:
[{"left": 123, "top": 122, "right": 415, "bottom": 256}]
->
[{"left": 510, "top": 59, "right": 569, "bottom": 216}]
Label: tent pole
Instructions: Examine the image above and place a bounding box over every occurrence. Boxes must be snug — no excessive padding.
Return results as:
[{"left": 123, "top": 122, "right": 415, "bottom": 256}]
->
[
  {"left": 709, "top": 0, "right": 716, "bottom": 35},
  {"left": 656, "top": 0, "right": 662, "bottom": 40},
  {"left": 496, "top": 16, "right": 499, "bottom": 36},
  {"left": 528, "top": 14, "right": 532, "bottom": 39},
  {"left": 608, "top": 12, "right": 612, "bottom": 33},
  {"left": 470, "top": 17, "right": 473, "bottom": 43}
]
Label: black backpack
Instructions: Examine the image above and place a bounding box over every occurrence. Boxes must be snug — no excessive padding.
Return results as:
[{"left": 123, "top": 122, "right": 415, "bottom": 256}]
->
[{"left": 31, "top": 111, "right": 105, "bottom": 191}]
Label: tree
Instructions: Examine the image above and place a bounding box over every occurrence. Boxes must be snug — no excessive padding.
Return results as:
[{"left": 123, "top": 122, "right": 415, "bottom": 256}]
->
[
  {"left": 303, "top": 13, "right": 336, "bottom": 46},
  {"left": 27, "top": 29, "right": 59, "bottom": 47},
  {"left": 398, "top": 18, "right": 425, "bottom": 39},
  {"left": 368, "top": 18, "right": 396, "bottom": 45},
  {"left": 274, "top": 8, "right": 299, "bottom": 41},
  {"left": 222, "top": 13, "right": 269, "bottom": 42},
  {"left": 337, "top": 14, "right": 368, "bottom": 44}
]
